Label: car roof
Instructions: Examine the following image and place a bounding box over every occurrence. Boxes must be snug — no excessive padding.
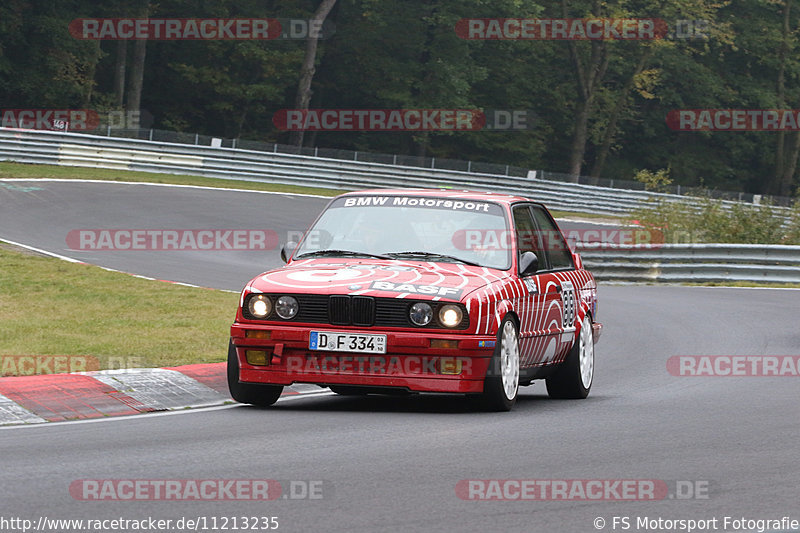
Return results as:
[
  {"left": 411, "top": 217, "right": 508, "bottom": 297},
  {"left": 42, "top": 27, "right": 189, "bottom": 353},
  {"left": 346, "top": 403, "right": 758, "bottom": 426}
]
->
[{"left": 336, "top": 188, "right": 532, "bottom": 206}]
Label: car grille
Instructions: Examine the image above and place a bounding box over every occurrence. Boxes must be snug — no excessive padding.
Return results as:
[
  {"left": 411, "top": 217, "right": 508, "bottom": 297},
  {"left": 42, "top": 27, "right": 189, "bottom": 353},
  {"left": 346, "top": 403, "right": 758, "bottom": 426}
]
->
[
  {"left": 251, "top": 294, "right": 468, "bottom": 330},
  {"left": 328, "top": 295, "right": 351, "bottom": 325},
  {"left": 351, "top": 296, "right": 375, "bottom": 327}
]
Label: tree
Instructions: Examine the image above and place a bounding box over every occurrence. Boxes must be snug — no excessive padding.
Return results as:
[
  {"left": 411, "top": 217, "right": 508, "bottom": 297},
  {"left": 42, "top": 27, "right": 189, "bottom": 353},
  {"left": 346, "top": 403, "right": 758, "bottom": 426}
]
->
[
  {"left": 124, "top": 0, "right": 150, "bottom": 117},
  {"left": 772, "top": 0, "right": 800, "bottom": 197},
  {"left": 290, "top": 0, "right": 338, "bottom": 147}
]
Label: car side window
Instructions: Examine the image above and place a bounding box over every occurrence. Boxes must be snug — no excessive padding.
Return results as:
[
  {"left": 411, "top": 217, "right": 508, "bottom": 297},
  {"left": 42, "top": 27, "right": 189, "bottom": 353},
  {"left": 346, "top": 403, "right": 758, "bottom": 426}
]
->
[
  {"left": 512, "top": 205, "right": 547, "bottom": 271},
  {"left": 530, "top": 205, "right": 574, "bottom": 270}
]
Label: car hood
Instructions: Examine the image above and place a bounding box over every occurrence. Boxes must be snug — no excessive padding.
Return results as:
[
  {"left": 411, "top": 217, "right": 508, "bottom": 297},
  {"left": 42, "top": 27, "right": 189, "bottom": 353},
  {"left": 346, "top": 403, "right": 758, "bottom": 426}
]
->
[{"left": 247, "top": 258, "right": 511, "bottom": 301}]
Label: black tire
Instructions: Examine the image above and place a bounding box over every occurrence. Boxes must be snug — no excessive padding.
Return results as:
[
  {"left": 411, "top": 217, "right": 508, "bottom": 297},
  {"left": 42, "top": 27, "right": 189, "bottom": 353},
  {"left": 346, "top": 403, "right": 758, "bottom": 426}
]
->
[
  {"left": 546, "top": 315, "right": 594, "bottom": 399},
  {"left": 227, "top": 340, "right": 283, "bottom": 406},
  {"left": 479, "top": 316, "right": 520, "bottom": 412}
]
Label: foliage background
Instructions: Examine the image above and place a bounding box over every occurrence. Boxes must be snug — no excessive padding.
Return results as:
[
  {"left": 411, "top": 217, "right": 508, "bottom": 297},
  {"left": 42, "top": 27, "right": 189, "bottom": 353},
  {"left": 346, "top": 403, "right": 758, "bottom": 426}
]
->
[{"left": 2, "top": 0, "right": 800, "bottom": 197}]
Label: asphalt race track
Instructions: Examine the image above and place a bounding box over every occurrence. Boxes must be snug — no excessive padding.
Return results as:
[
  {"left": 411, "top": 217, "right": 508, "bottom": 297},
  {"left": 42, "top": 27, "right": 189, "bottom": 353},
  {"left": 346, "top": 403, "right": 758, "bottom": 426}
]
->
[
  {"left": 0, "top": 180, "right": 328, "bottom": 290},
  {"left": 0, "top": 180, "right": 616, "bottom": 291},
  {"left": 1, "top": 180, "right": 798, "bottom": 532}
]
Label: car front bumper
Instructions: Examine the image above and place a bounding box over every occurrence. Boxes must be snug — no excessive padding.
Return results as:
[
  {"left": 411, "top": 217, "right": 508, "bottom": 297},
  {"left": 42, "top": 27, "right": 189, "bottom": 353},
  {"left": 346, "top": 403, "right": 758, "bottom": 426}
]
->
[{"left": 231, "top": 323, "right": 497, "bottom": 393}]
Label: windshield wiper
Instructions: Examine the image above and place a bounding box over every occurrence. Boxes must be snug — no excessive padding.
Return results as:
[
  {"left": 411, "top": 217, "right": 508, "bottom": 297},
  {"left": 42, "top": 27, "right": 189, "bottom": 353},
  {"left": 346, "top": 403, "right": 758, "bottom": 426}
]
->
[
  {"left": 386, "top": 251, "right": 482, "bottom": 267},
  {"left": 295, "top": 249, "right": 393, "bottom": 260}
]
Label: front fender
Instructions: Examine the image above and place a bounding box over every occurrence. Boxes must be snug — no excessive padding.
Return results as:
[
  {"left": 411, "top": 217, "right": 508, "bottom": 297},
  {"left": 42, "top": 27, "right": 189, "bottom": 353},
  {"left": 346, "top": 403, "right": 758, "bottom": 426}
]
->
[{"left": 491, "top": 298, "right": 515, "bottom": 336}]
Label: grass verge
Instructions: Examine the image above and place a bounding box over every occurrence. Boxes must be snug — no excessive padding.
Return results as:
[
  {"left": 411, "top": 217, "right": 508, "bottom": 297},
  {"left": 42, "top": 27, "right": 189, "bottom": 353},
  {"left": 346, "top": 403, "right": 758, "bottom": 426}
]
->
[
  {"left": 0, "top": 244, "right": 238, "bottom": 373},
  {"left": 0, "top": 162, "right": 341, "bottom": 197}
]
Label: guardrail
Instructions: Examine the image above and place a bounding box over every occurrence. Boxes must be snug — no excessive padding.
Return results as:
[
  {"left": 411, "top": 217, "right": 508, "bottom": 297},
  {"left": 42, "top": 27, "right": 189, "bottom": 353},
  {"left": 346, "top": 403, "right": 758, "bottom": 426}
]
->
[
  {"left": 576, "top": 243, "right": 800, "bottom": 284},
  {"left": 71, "top": 125, "right": 800, "bottom": 206},
  {"left": 1, "top": 127, "right": 796, "bottom": 284},
  {"left": 0, "top": 127, "right": 786, "bottom": 218}
]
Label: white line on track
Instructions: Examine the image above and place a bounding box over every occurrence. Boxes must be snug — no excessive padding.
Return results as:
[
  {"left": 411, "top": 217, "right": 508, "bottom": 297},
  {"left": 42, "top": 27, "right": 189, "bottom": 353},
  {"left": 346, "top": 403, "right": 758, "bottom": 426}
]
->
[
  {"left": 0, "top": 237, "right": 85, "bottom": 263},
  {"left": 0, "top": 236, "right": 238, "bottom": 293}
]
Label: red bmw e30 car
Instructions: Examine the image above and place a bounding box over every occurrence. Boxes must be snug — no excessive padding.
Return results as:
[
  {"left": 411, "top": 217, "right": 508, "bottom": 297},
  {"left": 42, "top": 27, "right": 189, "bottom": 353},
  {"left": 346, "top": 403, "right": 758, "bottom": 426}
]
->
[{"left": 228, "top": 189, "right": 601, "bottom": 411}]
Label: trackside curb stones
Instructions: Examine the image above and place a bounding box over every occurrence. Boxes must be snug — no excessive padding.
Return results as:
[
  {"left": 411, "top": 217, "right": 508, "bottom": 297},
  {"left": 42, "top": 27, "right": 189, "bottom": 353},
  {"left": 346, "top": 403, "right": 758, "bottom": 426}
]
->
[{"left": 0, "top": 364, "right": 316, "bottom": 426}]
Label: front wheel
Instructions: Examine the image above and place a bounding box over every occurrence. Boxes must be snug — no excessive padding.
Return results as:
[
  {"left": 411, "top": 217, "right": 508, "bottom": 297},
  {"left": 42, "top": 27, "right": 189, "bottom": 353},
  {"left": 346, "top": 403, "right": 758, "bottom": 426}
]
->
[
  {"left": 480, "top": 316, "right": 520, "bottom": 411},
  {"left": 227, "top": 340, "right": 283, "bottom": 406},
  {"left": 546, "top": 315, "right": 594, "bottom": 399}
]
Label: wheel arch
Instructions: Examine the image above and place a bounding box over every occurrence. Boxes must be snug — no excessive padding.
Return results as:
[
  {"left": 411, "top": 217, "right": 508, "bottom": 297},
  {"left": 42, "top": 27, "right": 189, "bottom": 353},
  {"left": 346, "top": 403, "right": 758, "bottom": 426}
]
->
[{"left": 492, "top": 299, "right": 519, "bottom": 335}]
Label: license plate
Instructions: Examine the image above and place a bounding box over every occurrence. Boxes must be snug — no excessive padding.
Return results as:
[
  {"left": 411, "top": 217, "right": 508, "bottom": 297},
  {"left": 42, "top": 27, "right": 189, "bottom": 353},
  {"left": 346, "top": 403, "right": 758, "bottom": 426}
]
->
[{"left": 309, "top": 331, "right": 387, "bottom": 354}]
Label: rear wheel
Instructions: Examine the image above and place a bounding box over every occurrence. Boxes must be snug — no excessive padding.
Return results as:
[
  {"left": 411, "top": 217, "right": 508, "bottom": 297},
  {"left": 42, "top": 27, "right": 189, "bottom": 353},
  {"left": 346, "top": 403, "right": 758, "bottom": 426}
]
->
[
  {"left": 546, "top": 315, "right": 594, "bottom": 399},
  {"left": 480, "top": 316, "right": 520, "bottom": 411},
  {"left": 227, "top": 340, "right": 283, "bottom": 406}
]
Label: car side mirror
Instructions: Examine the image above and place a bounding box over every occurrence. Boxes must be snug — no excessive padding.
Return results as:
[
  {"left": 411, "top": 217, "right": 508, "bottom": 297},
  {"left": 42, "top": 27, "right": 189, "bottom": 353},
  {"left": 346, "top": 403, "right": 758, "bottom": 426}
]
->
[
  {"left": 280, "top": 241, "right": 298, "bottom": 263},
  {"left": 519, "top": 251, "right": 539, "bottom": 276},
  {"left": 572, "top": 250, "right": 583, "bottom": 270}
]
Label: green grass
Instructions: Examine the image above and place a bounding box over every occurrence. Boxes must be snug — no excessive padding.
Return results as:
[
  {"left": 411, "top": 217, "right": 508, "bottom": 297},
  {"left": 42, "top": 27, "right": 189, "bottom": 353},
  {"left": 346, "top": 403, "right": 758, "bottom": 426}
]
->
[{"left": 0, "top": 245, "right": 239, "bottom": 372}]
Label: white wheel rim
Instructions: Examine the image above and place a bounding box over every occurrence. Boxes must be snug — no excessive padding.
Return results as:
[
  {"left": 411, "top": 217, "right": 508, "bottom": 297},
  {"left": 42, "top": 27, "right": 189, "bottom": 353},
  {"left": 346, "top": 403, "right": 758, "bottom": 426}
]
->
[
  {"left": 500, "top": 321, "right": 519, "bottom": 400},
  {"left": 579, "top": 317, "right": 594, "bottom": 389}
]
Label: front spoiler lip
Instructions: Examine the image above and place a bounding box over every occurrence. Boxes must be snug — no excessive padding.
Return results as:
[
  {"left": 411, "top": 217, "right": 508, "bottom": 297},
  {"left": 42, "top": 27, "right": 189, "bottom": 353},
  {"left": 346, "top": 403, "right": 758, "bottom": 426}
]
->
[{"left": 239, "top": 366, "right": 489, "bottom": 394}]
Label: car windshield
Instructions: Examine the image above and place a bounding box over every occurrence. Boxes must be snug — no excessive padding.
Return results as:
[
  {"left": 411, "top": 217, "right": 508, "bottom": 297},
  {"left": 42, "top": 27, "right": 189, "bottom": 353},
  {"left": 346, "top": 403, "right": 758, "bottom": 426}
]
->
[{"left": 294, "top": 195, "right": 511, "bottom": 269}]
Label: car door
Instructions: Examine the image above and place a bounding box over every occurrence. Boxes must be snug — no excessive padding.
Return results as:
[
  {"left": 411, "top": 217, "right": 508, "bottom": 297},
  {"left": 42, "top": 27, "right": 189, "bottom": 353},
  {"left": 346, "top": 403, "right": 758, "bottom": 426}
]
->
[
  {"left": 511, "top": 204, "right": 563, "bottom": 367},
  {"left": 528, "top": 204, "right": 578, "bottom": 364}
]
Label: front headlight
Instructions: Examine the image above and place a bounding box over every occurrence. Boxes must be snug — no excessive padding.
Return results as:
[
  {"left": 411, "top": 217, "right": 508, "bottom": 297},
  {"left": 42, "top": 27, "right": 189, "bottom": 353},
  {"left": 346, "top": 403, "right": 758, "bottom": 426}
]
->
[
  {"left": 409, "top": 302, "right": 433, "bottom": 326},
  {"left": 248, "top": 294, "right": 272, "bottom": 318},
  {"left": 275, "top": 295, "right": 299, "bottom": 319},
  {"left": 438, "top": 304, "right": 463, "bottom": 328}
]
